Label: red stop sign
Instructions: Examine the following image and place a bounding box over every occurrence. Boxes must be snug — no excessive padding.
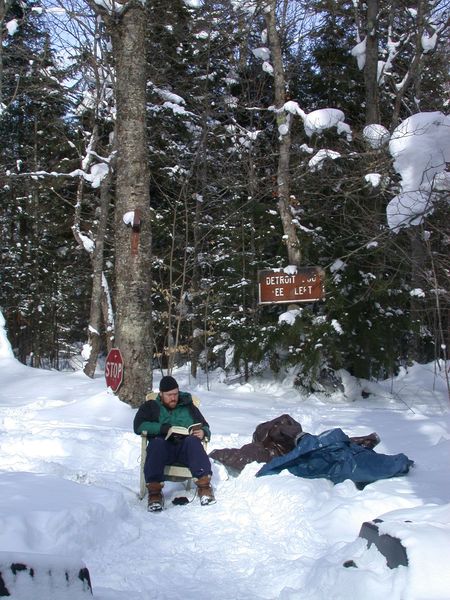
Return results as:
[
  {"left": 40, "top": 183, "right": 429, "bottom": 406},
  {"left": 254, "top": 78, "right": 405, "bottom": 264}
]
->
[{"left": 105, "top": 348, "right": 124, "bottom": 392}]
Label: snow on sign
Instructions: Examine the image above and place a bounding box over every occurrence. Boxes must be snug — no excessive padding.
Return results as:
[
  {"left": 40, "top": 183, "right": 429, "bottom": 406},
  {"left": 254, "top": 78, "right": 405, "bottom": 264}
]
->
[
  {"left": 105, "top": 348, "right": 124, "bottom": 392},
  {"left": 259, "top": 268, "right": 324, "bottom": 304}
]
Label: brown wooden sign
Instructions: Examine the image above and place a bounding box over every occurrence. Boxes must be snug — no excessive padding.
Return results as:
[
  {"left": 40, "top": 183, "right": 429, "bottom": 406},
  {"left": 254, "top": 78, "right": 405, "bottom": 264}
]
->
[{"left": 259, "top": 268, "right": 324, "bottom": 304}]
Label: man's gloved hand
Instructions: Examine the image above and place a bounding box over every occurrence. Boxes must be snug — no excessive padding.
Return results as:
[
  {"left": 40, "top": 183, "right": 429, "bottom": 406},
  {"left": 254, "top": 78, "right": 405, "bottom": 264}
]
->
[{"left": 159, "top": 423, "right": 171, "bottom": 437}]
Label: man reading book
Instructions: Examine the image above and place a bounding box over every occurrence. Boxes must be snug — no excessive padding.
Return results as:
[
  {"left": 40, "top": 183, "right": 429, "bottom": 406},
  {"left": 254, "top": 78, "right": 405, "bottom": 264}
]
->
[{"left": 133, "top": 375, "right": 215, "bottom": 512}]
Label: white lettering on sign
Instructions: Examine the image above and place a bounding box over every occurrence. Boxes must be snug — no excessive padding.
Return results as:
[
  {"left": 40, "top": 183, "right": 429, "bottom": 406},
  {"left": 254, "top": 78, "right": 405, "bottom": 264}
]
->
[
  {"left": 275, "top": 287, "right": 284, "bottom": 296},
  {"left": 265, "top": 275, "right": 296, "bottom": 286},
  {"left": 294, "top": 286, "right": 313, "bottom": 296},
  {"left": 106, "top": 362, "right": 123, "bottom": 379}
]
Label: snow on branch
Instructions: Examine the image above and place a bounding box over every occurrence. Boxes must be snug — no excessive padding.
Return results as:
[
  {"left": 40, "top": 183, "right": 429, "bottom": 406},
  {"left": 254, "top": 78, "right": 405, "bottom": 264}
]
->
[
  {"left": 308, "top": 149, "right": 341, "bottom": 171},
  {"left": 268, "top": 103, "right": 352, "bottom": 141},
  {"left": 152, "top": 87, "right": 186, "bottom": 106},
  {"left": 6, "top": 19, "right": 19, "bottom": 36},
  {"left": 252, "top": 47, "right": 271, "bottom": 61},
  {"left": 230, "top": 0, "right": 257, "bottom": 16},
  {"left": 302, "top": 108, "right": 352, "bottom": 140},
  {"left": 363, "top": 124, "right": 390, "bottom": 149},
  {"left": 77, "top": 232, "right": 96, "bottom": 254},
  {"left": 421, "top": 30, "right": 437, "bottom": 53},
  {"left": 93, "top": 0, "right": 126, "bottom": 14},
  {"left": 351, "top": 37, "right": 366, "bottom": 70},
  {"left": 262, "top": 62, "right": 273, "bottom": 76},
  {"left": 5, "top": 166, "right": 110, "bottom": 189},
  {"left": 386, "top": 112, "right": 450, "bottom": 232}
]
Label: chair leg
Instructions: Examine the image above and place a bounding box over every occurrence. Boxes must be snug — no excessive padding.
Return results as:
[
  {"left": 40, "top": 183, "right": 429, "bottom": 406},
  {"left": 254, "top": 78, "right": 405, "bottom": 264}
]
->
[{"left": 139, "top": 433, "right": 148, "bottom": 500}]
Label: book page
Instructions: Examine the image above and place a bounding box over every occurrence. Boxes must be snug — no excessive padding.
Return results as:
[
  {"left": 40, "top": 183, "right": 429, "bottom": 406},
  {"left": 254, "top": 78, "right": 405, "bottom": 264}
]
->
[{"left": 188, "top": 423, "right": 203, "bottom": 433}]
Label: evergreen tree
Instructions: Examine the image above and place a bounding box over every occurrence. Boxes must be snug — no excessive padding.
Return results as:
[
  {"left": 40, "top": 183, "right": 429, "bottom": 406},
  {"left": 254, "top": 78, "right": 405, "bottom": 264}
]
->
[{"left": 0, "top": 1, "right": 87, "bottom": 367}]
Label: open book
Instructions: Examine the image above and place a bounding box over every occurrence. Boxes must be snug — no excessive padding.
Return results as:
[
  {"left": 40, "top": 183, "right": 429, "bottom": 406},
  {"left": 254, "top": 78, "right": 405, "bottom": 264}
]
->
[{"left": 165, "top": 423, "right": 203, "bottom": 441}]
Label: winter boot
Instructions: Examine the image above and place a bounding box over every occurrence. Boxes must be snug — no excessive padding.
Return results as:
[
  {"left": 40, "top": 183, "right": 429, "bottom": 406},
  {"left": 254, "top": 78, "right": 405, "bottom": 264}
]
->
[
  {"left": 195, "top": 475, "right": 216, "bottom": 506},
  {"left": 146, "top": 482, "right": 164, "bottom": 512}
]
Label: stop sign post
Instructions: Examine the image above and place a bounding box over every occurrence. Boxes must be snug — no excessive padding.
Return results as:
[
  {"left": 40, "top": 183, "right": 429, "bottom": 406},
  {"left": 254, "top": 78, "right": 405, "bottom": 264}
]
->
[{"left": 105, "top": 348, "right": 124, "bottom": 392}]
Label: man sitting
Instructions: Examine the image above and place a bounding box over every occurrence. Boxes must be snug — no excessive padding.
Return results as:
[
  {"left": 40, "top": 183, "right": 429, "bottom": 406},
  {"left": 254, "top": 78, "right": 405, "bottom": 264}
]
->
[{"left": 133, "top": 375, "right": 215, "bottom": 512}]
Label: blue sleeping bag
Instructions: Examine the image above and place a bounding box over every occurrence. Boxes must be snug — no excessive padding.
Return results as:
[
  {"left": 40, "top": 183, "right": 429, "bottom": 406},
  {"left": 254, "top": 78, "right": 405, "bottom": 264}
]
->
[{"left": 256, "top": 428, "right": 414, "bottom": 487}]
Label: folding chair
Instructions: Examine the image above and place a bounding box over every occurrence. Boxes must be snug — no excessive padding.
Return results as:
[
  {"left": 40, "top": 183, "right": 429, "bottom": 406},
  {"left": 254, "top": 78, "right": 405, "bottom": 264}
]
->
[{"left": 138, "top": 392, "right": 206, "bottom": 500}]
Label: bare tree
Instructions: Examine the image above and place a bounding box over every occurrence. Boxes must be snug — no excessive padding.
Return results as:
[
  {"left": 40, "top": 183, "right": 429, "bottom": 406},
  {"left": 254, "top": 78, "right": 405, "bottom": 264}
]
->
[
  {"left": 364, "top": 0, "right": 380, "bottom": 125},
  {"left": 69, "top": 15, "right": 117, "bottom": 378},
  {"left": 75, "top": 155, "right": 116, "bottom": 378},
  {"left": 0, "top": 0, "right": 9, "bottom": 105},
  {"left": 264, "top": 0, "right": 301, "bottom": 266}
]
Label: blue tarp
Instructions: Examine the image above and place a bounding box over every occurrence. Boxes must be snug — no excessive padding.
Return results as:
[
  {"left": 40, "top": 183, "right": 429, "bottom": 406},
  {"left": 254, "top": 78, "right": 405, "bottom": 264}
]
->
[{"left": 256, "top": 428, "right": 414, "bottom": 487}]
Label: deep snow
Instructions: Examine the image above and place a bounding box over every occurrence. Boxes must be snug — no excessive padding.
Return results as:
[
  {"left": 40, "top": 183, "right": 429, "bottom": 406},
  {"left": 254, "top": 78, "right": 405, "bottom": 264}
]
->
[{"left": 0, "top": 329, "right": 449, "bottom": 599}]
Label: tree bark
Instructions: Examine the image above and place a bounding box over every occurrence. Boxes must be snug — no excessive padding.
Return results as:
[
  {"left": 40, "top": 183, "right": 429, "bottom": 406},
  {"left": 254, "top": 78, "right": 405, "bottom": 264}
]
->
[
  {"left": 0, "top": 0, "right": 5, "bottom": 106},
  {"left": 407, "top": 228, "right": 426, "bottom": 362},
  {"left": 0, "top": 0, "right": 14, "bottom": 105},
  {"left": 190, "top": 189, "right": 204, "bottom": 380},
  {"left": 265, "top": 1, "right": 301, "bottom": 266},
  {"left": 83, "top": 162, "right": 114, "bottom": 378},
  {"left": 364, "top": 0, "right": 380, "bottom": 125},
  {"left": 107, "top": 4, "right": 153, "bottom": 406}
]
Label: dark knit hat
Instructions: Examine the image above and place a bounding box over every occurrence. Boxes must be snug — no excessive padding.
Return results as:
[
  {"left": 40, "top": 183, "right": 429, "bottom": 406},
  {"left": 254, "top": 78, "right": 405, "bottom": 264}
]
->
[{"left": 159, "top": 375, "right": 179, "bottom": 392}]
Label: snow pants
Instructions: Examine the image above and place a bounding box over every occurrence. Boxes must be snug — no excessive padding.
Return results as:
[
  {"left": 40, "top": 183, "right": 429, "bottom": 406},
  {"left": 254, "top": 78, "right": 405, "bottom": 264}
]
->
[{"left": 144, "top": 435, "right": 212, "bottom": 483}]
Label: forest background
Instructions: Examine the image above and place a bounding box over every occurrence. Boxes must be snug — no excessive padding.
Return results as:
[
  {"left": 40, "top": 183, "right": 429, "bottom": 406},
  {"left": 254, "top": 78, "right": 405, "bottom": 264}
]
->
[{"left": 1, "top": 0, "right": 449, "bottom": 406}]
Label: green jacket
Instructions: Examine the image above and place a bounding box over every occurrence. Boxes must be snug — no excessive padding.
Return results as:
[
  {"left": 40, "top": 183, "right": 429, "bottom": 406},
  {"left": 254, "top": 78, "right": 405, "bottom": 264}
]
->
[{"left": 133, "top": 391, "right": 211, "bottom": 440}]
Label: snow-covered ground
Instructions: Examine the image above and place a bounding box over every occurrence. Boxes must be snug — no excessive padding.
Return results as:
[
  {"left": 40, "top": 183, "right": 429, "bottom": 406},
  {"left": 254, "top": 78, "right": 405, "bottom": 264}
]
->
[{"left": 0, "top": 330, "right": 449, "bottom": 598}]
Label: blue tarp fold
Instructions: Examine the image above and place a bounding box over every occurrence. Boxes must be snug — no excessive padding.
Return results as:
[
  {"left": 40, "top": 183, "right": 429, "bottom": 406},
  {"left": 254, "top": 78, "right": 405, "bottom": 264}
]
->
[{"left": 256, "top": 428, "right": 414, "bottom": 487}]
